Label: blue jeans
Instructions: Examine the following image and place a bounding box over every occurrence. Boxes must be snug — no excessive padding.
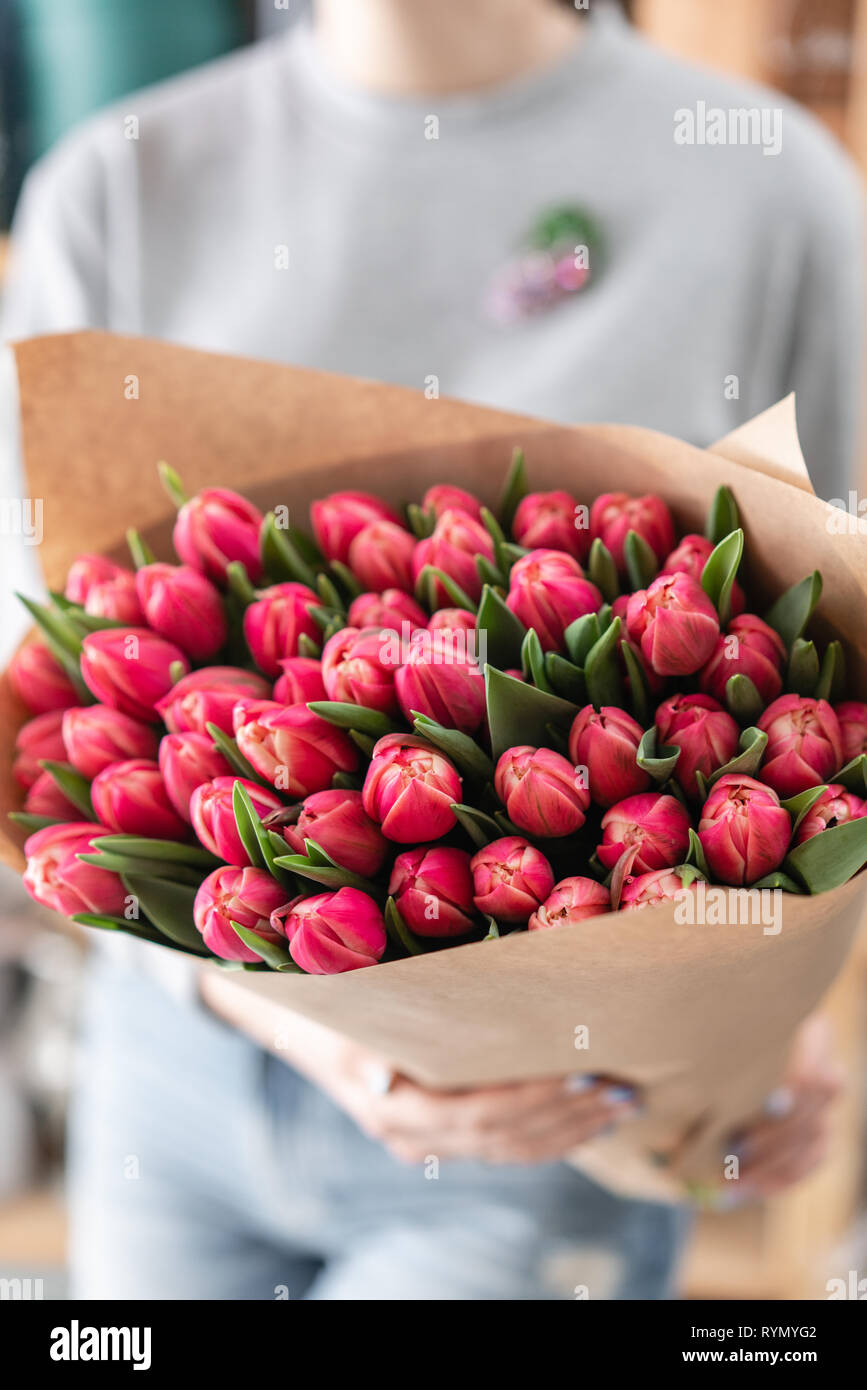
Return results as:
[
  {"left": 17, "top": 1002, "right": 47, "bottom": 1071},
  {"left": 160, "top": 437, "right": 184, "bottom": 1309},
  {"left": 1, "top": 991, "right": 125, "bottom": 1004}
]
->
[{"left": 67, "top": 959, "right": 690, "bottom": 1300}]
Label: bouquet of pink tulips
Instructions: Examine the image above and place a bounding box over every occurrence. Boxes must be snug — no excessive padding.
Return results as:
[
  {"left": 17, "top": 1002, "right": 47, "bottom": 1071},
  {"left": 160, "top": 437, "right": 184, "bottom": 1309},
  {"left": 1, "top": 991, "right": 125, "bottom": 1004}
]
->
[{"left": 10, "top": 451, "right": 867, "bottom": 976}]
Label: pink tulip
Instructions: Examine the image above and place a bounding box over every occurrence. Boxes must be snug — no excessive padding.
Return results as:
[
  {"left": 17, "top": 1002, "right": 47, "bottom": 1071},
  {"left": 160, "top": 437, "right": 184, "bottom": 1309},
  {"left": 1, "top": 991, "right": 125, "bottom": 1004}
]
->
[
  {"left": 494, "top": 745, "right": 589, "bottom": 837},
  {"left": 834, "top": 701, "right": 867, "bottom": 764},
  {"left": 135, "top": 563, "right": 227, "bottom": 660},
  {"left": 528, "top": 876, "right": 610, "bottom": 931},
  {"left": 411, "top": 509, "right": 494, "bottom": 605},
  {"left": 512, "top": 490, "right": 587, "bottom": 561},
  {"left": 62, "top": 704, "right": 160, "bottom": 779},
  {"left": 388, "top": 845, "right": 476, "bottom": 937},
  {"left": 321, "top": 626, "right": 399, "bottom": 715},
  {"left": 506, "top": 549, "right": 602, "bottom": 652},
  {"left": 598, "top": 792, "right": 691, "bottom": 874},
  {"left": 794, "top": 783, "right": 867, "bottom": 845},
  {"left": 422, "top": 484, "right": 483, "bottom": 522},
  {"left": 362, "top": 733, "right": 461, "bottom": 843},
  {"left": 236, "top": 703, "right": 358, "bottom": 796},
  {"left": 311, "top": 491, "right": 402, "bottom": 565},
  {"left": 621, "top": 867, "right": 697, "bottom": 912},
  {"left": 700, "top": 613, "right": 787, "bottom": 705},
  {"left": 470, "top": 836, "right": 554, "bottom": 923},
  {"left": 158, "top": 732, "right": 232, "bottom": 822},
  {"left": 193, "top": 865, "right": 287, "bottom": 962},
  {"left": 395, "top": 642, "right": 486, "bottom": 734},
  {"left": 65, "top": 554, "right": 126, "bottom": 605},
  {"left": 84, "top": 571, "right": 145, "bottom": 625},
  {"left": 626, "top": 572, "right": 720, "bottom": 677},
  {"left": 427, "top": 607, "right": 477, "bottom": 634},
  {"left": 654, "top": 693, "right": 739, "bottom": 800},
  {"left": 273, "top": 657, "right": 327, "bottom": 706},
  {"left": 24, "top": 772, "right": 80, "bottom": 822},
  {"left": 13, "top": 711, "right": 67, "bottom": 789},
  {"left": 91, "top": 758, "right": 189, "bottom": 840},
  {"left": 231, "top": 698, "right": 283, "bottom": 734},
  {"left": 8, "top": 642, "right": 82, "bottom": 715},
  {"left": 23, "top": 821, "right": 127, "bottom": 917},
  {"left": 568, "top": 704, "right": 650, "bottom": 808},
  {"left": 589, "top": 492, "right": 675, "bottom": 571},
  {"left": 282, "top": 789, "right": 388, "bottom": 876},
  {"left": 274, "top": 887, "right": 387, "bottom": 974},
  {"left": 173, "top": 486, "right": 264, "bottom": 584},
  {"left": 349, "top": 520, "right": 416, "bottom": 594},
  {"left": 190, "top": 775, "right": 283, "bottom": 865},
  {"left": 80, "top": 628, "right": 190, "bottom": 722},
  {"left": 698, "top": 774, "right": 792, "bottom": 884},
  {"left": 348, "top": 589, "right": 428, "bottom": 632},
  {"left": 757, "top": 694, "right": 843, "bottom": 798},
  {"left": 661, "top": 534, "right": 746, "bottom": 616},
  {"left": 156, "top": 666, "right": 271, "bottom": 735},
  {"left": 243, "top": 582, "right": 322, "bottom": 678}
]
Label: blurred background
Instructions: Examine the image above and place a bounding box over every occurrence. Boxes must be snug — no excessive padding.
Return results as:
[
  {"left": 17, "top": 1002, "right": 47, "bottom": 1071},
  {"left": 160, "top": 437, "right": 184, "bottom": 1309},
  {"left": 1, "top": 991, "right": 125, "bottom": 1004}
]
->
[{"left": 0, "top": 0, "right": 865, "bottom": 1300}]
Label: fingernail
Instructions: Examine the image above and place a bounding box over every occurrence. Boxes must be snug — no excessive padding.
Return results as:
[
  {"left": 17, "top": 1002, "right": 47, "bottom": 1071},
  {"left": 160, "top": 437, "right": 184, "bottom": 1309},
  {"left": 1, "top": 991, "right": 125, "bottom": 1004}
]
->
[
  {"left": 564, "top": 1073, "right": 598, "bottom": 1094},
  {"left": 604, "top": 1084, "right": 636, "bottom": 1106},
  {"left": 763, "top": 1086, "right": 794, "bottom": 1118}
]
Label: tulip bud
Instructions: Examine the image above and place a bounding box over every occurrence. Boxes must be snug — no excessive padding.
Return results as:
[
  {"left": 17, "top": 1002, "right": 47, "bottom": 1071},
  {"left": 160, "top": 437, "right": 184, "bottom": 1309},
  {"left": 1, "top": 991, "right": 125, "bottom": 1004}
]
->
[
  {"left": 362, "top": 733, "right": 461, "bottom": 842},
  {"left": 283, "top": 788, "right": 388, "bottom": 876},
  {"left": 757, "top": 694, "right": 843, "bottom": 798},
  {"left": 568, "top": 704, "right": 650, "bottom": 808},
  {"left": 388, "top": 845, "right": 475, "bottom": 937},
  {"left": 91, "top": 758, "right": 190, "bottom": 840},
  {"left": 698, "top": 773, "right": 791, "bottom": 884},
  {"left": 8, "top": 641, "right": 83, "bottom": 715},
  {"left": 322, "top": 627, "right": 399, "bottom": 715},
  {"left": 598, "top": 792, "right": 691, "bottom": 874},
  {"left": 700, "top": 613, "right": 786, "bottom": 705},
  {"left": 427, "top": 607, "right": 477, "bottom": 635},
  {"left": 654, "top": 693, "right": 739, "bottom": 800},
  {"left": 65, "top": 554, "right": 126, "bottom": 605},
  {"left": 244, "top": 582, "right": 322, "bottom": 678},
  {"left": 625, "top": 572, "right": 720, "bottom": 676},
  {"left": 494, "top": 745, "right": 589, "bottom": 837},
  {"left": 395, "top": 641, "right": 486, "bottom": 734},
  {"left": 348, "top": 589, "right": 428, "bottom": 631},
  {"left": 190, "top": 775, "right": 284, "bottom": 864},
  {"left": 24, "top": 772, "right": 80, "bottom": 821},
  {"left": 589, "top": 492, "right": 675, "bottom": 571},
  {"left": 81, "top": 628, "right": 190, "bottom": 722},
  {"left": 311, "top": 491, "right": 402, "bottom": 565},
  {"left": 506, "top": 549, "right": 602, "bottom": 652},
  {"left": 84, "top": 571, "right": 145, "bottom": 625},
  {"left": 13, "top": 711, "right": 67, "bottom": 789},
  {"left": 834, "top": 701, "right": 867, "bottom": 764},
  {"left": 621, "top": 867, "right": 697, "bottom": 911},
  {"left": 193, "top": 865, "right": 287, "bottom": 962},
  {"left": 231, "top": 698, "right": 283, "bottom": 733},
  {"left": 794, "top": 783, "right": 867, "bottom": 845},
  {"left": 236, "top": 703, "right": 358, "bottom": 796},
  {"left": 156, "top": 666, "right": 271, "bottom": 735},
  {"left": 135, "top": 563, "right": 227, "bottom": 660},
  {"left": 349, "top": 520, "right": 416, "bottom": 593},
  {"left": 273, "top": 657, "right": 327, "bottom": 706},
  {"left": 62, "top": 705, "right": 160, "bottom": 780},
  {"left": 422, "top": 484, "right": 483, "bottom": 521},
  {"left": 273, "top": 887, "right": 387, "bottom": 974},
  {"left": 23, "top": 821, "right": 127, "bottom": 917},
  {"left": 158, "top": 731, "right": 232, "bottom": 822},
  {"left": 661, "top": 534, "right": 746, "bottom": 616},
  {"left": 512, "top": 490, "right": 587, "bottom": 561},
  {"left": 412, "top": 509, "right": 494, "bottom": 605},
  {"left": 528, "top": 876, "right": 610, "bottom": 931},
  {"left": 173, "top": 487, "right": 264, "bottom": 584},
  {"left": 470, "top": 836, "right": 554, "bottom": 923}
]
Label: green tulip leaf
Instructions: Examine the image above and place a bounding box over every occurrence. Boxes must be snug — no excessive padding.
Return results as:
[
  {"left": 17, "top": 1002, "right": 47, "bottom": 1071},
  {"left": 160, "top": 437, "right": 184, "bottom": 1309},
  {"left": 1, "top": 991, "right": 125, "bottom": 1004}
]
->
[
  {"left": 475, "top": 585, "right": 527, "bottom": 669},
  {"left": 587, "top": 538, "right": 619, "bottom": 603},
  {"left": 521, "top": 627, "right": 553, "bottom": 693},
  {"left": 307, "top": 701, "right": 399, "bottom": 739},
  {"left": 407, "top": 502, "right": 436, "bottom": 539},
  {"left": 705, "top": 486, "right": 740, "bottom": 546},
  {"left": 39, "top": 761, "right": 95, "bottom": 820},
  {"left": 686, "top": 828, "right": 709, "bottom": 877},
  {"left": 584, "top": 616, "right": 624, "bottom": 709},
  {"left": 126, "top": 528, "right": 156, "bottom": 569},
  {"left": 272, "top": 853, "right": 375, "bottom": 895},
  {"left": 384, "top": 896, "right": 426, "bottom": 956},
  {"left": 450, "top": 803, "right": 503, "bottom": 850},
  {"left": 415, "top": 565, "right": 476, "bottom": 614},
  {"left": 8, "top": 811, "right": 63, "bottom": 832},
  {"left": 620, "top": 639, "right": 650, "bottom": 727},
  {"left": 563, "top": 612, "right": 600, "bottom": 668},
  {"left": 816, "top": 640, "right": 846, "bottom": 703},
  {"left": 623, "top": 529, "right": 658, "bottom": 591},
  {"left": 297, "top": 633, "right": 322, "bottom": 660},
  {"left": 498, "top": 446, "right": 528, "bottom": 531},
  {"left": 784, "top": 816, "right": 867, "bottom": 894},
  {"left": 700, "top": 528, "right": 743, "bottom": 627},
  {"left": 636, "top": 727, "right": 681, "bottom": 782},
  {"left": 476, "top": 555, "right": 505, "bottom": 590},
  {"left": 91, "top": 835, "right": 220, "bottom": 869},
  {"left": 205, "top": 723, "right": 274, "bottom": 791},
  {"left": 230, "top": 922, "right": 298, "bottom": 971},
  {"left": 485, "top": 664, "right": 577, "bottom": 761},
  {"left": 787, "top": 638, "right": 820, "bottom": 696},
  {"left": 483, "top": 917, "right": 501, "bottom": 941},
  {"left": 225, "top": 561, "right": 257, "bottom": 607},
  {"left": 780, "top": 784, "right": 829, "bottom": 835},
  {"left": 835, "top": 754, "right": 867, "bottom": 795},
  {"left": 315, "top": 571, "right": 346, "bottom": 613},
  {"left": 544, "top": 652, "right": 587, "bottom": 705},
  {"left": 412, "top": 714, "right": 494, "bottom": 782},
  {"left": 703, "top": 727, "right": 767, "bottom": 791},
  {"left": 157, "top": 460, "right": 188, "bottom": 509},
  {"left": 260, "top": 512, "right": 319, "bottom": 588},
  {"left": 121, "top": 874, "right": 205, "bottom": 951},
  {"left": 725, "top": 674, "right": 764, "bottom": 725},
  {"left": 764, "top": 571, "right": 822, "bottom": 651},
  {"left": 328, "top": 560, "right": 362, "bottom": 600},
  {"left": 751, "top": 871, "right": 803, "bottom": 893}
]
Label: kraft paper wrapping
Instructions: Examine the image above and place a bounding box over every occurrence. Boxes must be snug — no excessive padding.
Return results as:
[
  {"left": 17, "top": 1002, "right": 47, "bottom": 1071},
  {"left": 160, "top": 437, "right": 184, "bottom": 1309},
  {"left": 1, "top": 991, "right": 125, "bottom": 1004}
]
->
[{"left": 3, "top": 332, "right": 865, "bottom": 1202}]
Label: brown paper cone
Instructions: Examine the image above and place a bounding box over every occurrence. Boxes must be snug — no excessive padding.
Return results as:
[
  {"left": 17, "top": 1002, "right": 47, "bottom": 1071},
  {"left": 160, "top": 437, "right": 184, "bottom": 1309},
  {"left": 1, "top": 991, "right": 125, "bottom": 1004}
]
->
[{"left": 4, "top": 331, "right": 866, "bottom": 1201}]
